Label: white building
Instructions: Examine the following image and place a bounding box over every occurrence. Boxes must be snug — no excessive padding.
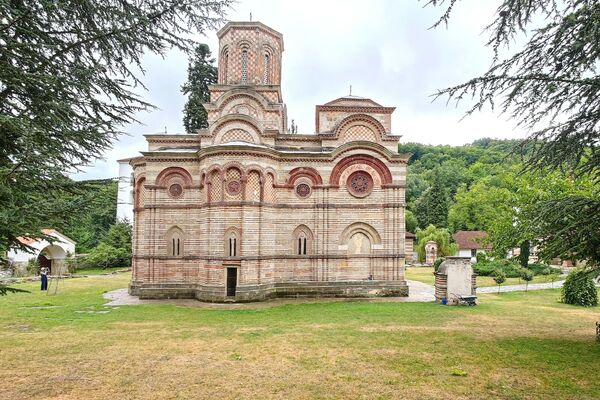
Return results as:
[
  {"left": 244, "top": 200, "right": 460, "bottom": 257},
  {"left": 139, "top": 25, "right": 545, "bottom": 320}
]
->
[
  {"left": 117, "top": 158, "right": 135, "bottom": 222},
  {"left": 453, "top": 231, "right": 491, "bottom": 258},
  {"left": 6, "top": 229, "right": 76, "bottom": 276}
]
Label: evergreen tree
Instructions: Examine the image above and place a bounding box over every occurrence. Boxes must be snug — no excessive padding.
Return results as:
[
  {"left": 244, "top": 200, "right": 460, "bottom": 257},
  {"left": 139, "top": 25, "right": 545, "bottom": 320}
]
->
[
  {"left": 0, "top": 0, "right": 231, "bottom": 262},
  {"left": 181, "top": 44, "right": 218, "bottom": 133},
  {"left": 518, "top": 240, "right": 530, "bottom": 269},
  {"left": 415, "top": 170, "right": 449, "bottom": 228}
]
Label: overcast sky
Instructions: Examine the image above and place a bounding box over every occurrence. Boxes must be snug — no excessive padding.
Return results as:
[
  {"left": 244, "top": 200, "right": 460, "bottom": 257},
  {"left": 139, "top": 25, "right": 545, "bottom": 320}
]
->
[{"left": 74, "top": 0, "right": 526, "bottom": 180}]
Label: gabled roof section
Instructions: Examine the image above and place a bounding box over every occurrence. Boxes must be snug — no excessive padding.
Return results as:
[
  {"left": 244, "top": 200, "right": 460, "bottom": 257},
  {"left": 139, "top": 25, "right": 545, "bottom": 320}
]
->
[
  {"left": 217, "top": 21, "right": 284, "bottom": 50},
  {"left": 453, "top": 231, "right": 491, "bottom": 250},
  {"left": 324, "top": 95, "right": 383, "bottom": 108}
]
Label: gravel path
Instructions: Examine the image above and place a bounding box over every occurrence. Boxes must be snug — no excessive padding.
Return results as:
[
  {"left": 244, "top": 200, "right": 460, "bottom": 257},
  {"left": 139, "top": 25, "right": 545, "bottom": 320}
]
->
[{"left": 477, "top": 280, "right": 565, "bottom": 293}]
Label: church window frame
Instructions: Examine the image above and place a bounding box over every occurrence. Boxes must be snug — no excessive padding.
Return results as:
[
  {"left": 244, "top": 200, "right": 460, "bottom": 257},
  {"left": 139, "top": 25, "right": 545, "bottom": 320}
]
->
[
  {"left": 241, "top": 49, "right": 248, "bottom": 84},
  {"left": 166, "top": 226, "right": 184, "bottom": 257},
  {"left": 224, "top": 228, "right": 241, "bottom": 257},
  {"left": 292, "top": 225, "right": 313, "bottom": 256},
  {"left": 263, "top": 53, "right": 270, "bottom": 84}
]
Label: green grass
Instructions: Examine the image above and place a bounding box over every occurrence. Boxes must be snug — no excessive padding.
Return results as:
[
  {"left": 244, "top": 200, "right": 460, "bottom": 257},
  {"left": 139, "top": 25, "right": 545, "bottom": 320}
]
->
[
  {"left": 406, "top": 266, "right": 563, "bottom": 287},
  {"left": 1, "top": 273, "right": 599, "bottom": 399},
  {"left": 71, "top": 266, "right": 128, "bottom": 276}
]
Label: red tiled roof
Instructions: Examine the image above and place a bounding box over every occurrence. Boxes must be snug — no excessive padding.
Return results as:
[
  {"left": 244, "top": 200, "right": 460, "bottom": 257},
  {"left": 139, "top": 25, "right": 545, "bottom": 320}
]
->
[{"left": 453, "top": 231, "right": 491, "bottom": 250}]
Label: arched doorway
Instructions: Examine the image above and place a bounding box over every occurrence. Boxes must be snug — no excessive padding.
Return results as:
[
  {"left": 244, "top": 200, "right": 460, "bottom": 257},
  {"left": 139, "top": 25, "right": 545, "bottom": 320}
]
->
[{"left": 38, "top": 245, "right": 67, "bottom": 275}]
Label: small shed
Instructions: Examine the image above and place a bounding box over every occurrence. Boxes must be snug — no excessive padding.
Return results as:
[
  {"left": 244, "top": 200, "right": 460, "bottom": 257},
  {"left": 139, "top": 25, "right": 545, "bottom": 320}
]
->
[
  {"left": 434, "top": 257, "right": 477, "bottom": 304},
  {"left": 453, "top": 231, "right": 491, "bottom": 258}
]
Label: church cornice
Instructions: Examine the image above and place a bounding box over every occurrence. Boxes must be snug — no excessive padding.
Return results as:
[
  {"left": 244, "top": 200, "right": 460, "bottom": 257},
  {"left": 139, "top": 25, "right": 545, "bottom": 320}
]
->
[{"left": 316, "top": 105, "right": 396, "bottom": 114}]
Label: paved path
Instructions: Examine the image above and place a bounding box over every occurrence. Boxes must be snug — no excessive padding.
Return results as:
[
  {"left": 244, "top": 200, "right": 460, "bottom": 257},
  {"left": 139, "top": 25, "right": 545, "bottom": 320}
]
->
[
  {"left": 477, "top": 280, "right": 565, "bottom": 293},
  {"left": 103, "top": 280, "right": 437, "bottom": 308},
  {"left": 103, "top": 279, "right": 575, "bottom": 308}
]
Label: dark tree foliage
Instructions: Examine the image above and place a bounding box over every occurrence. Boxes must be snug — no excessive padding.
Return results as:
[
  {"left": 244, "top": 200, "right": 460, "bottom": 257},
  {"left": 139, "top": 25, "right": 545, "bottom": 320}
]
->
[
  {"left": 534, "top": 196, "right": 600, "bottom": 267},
  {"left": 415, "top": 169, "right": 449, "bottom": 228},
  {"left": 518, "top": 240, "right": 530, "bottom": 269},
  {"left": 427, "top": 0, "right": 600, "bottom": 269},
  {"left": 181, "top": 43, "right": 218, "bottom": 133},
  {"left": 58, "top": 179, "right": 118, "bottom": 253},
  {"left": 0, "top": 0, "right": 231, "bottom": 259}
]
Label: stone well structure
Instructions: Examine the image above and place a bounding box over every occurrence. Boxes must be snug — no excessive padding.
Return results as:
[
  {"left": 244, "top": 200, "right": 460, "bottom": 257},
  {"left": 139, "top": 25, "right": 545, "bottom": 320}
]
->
[
  {"left": 434, "top": 257, "right": 477, "bottom": 304},
  {"left": 129, "top": 21, "right": 409, "bottom": 302}
]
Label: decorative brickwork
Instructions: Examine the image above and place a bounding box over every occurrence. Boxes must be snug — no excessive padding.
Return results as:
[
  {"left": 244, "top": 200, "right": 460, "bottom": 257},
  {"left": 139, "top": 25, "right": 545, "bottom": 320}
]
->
[
  {"left": 130, "top": 21, "right": 409, "bottom": 302},
  {"left": 220, "top": 129, "right": 256, "bottom": 143}
]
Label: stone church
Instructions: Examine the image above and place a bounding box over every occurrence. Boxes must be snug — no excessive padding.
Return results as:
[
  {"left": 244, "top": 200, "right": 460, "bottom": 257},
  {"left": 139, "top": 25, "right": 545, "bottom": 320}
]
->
[{"left": 129, "top": 21, "right": 409, "bottom": 302}]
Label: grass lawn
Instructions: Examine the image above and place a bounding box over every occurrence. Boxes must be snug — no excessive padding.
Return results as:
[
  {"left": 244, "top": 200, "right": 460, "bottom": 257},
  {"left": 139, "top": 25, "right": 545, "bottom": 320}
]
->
[
  {"left": 1, "top": 273, "right": 599, "bottom": 400},
  {"left": 406, "top": 266, "right": 563, "bottom": 287},
  {"left": 71, "top": 266, "right": 128, "bottom": 276}
]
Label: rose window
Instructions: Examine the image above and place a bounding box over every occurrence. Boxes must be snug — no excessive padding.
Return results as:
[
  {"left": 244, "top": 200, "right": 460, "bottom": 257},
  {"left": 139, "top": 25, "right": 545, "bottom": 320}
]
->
[
  {"left": 347, "top": 171, "right": 373, "bottom": 197},
  {"left": 168, "top": 183, "right": 183, "bottom": 198},
  {"left": 295, "top": 183, "right": 311, "bottom": 198}
]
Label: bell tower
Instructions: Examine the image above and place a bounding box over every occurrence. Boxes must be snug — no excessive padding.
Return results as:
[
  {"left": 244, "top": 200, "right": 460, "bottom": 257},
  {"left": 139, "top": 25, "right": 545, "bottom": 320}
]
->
[
  {"left": 217, "top": 22, "right": 284, "bottom": 86},
  {"left": 202, "top": 21, "right": 288, "bottom": 145}
]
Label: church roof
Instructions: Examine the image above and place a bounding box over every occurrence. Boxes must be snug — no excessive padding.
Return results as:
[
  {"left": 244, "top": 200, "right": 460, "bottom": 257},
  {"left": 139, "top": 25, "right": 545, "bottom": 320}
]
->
[
  {"left": 323, "top": 95, "right": 383, "bottom": 108},
  {"left": 453, "top": 231, "right": 491, "bottom": 250}
]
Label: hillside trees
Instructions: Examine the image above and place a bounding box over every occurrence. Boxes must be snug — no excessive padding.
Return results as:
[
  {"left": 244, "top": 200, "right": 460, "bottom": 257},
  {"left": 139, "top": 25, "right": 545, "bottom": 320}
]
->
[{"left": 427, "top": 0, "right": 600, "bottom": 268}]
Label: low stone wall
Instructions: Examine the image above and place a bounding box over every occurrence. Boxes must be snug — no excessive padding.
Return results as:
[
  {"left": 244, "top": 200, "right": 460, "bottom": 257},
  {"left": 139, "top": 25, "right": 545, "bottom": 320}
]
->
[{"left": 129, "top": 280, "right": 410, "bottom": 303}]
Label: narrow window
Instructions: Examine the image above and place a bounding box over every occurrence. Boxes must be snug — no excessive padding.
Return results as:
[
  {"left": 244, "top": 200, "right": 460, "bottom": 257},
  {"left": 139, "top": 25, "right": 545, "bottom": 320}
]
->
[
  {"left": 223, "top": 52, "right": 228, "bottom": 83},
  {"left": 172, "top": 238, "right": 176, "bottom": 256},
  {"left": 177, "top": 239, "right": 180, "bottom": 256},
  {"left": 297, "top": 234, "right": 308, "bottom": 255},
  {"left": 241, "top": 50, "right": 248, "bottom": 84},
  {"left": 229, "top": 236, "right": 238, "bottom": 257},
  {"left": 263, "top": 54, "right": 270, "bottom": 84}
]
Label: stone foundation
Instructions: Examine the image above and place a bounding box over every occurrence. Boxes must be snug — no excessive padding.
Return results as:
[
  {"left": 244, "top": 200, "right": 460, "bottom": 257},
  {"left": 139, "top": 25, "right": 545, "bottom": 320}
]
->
[{"left": 129, "top": 280, "right": 409, "bottom": 303}]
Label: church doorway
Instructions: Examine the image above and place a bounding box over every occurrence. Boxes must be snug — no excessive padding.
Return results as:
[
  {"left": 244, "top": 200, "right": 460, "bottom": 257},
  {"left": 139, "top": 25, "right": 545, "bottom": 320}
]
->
[
  {"left": 226, "top": 267, "right": 237, "bottom": 297},
  {"left": 37, "top": 245, "right": 67, "bottom": 275},
  {"left": 38, "top": 254, "right": 52, "bottom": 274}
]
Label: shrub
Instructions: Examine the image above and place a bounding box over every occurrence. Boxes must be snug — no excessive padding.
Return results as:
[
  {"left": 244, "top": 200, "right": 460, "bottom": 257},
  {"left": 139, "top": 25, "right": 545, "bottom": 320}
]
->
[
  {"left": 474, "top": 259, "right": 521, "bottom": 277},
  {"left": 493, "top": 269, "right": 506, "bottom": 294},
  {"left": 76, "top": 243, "right": 130, "bottom": 270},
  {"left": 529, "top": 263, "right": 560, "bottom": 275},
  {"left": 520, "top": 268, "right": 534, "bottom": 291},
  {"left": 26, "top": 258, "right": 39, "bottom": 276},
  {"left": 433, "top": 257, "right": 444, "bottom": 272},
  {"left": 561, "top": 269, "right": 598, "bottom": 307}
]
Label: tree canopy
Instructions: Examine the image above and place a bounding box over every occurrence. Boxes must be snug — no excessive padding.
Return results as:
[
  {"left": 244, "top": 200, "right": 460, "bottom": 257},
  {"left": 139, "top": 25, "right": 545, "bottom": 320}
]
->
[
  {"left": 0, "top": 0, "right": 231, "bottom": 258},
  {"left": 427, "top": 0, "right": 600, "bottom": 269}
]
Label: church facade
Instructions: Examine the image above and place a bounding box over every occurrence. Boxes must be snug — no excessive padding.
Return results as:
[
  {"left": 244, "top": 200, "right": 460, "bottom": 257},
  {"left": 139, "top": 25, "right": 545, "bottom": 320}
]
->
[{"left": 129, "top": 21, "right": 410, "bottom": 302}]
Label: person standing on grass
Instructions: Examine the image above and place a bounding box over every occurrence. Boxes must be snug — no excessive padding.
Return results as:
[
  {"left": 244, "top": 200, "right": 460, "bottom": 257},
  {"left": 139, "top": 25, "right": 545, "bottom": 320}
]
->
[{"left": 40, "top": 266, "right": 48, "bottom": 291}]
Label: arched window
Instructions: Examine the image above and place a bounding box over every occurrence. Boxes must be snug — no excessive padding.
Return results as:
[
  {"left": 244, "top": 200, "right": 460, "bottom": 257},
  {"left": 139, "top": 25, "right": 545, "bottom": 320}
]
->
[
  {"left": 297, "top": 233, "right": 307, "bottom": 255},
  {"left": 229, "top": 234, "right": 237, "bottom": 257},
  {"left": 241, "top": 50, "right": 248, "bottom": 84},
  {"left": 166, "top": 226, "right": 184, "bottom": 257},
  {"left": 293, "top": 225, "right": 313, "bottom": 256},
  {"left": 223, "top": 51, "right": 229, "bottom": 83},
  {"left": 224, "top": 228, "right": 240, "bottom": 257},
  {"left": 263, "top": 54, "right": 270, "bottom": 84}
]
